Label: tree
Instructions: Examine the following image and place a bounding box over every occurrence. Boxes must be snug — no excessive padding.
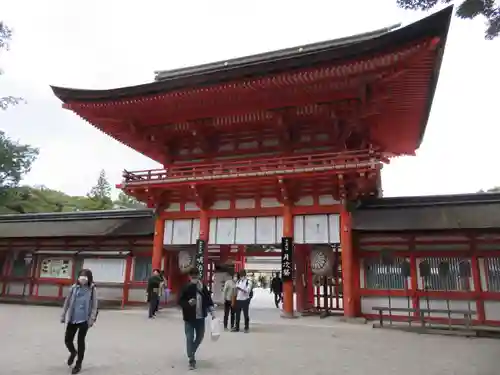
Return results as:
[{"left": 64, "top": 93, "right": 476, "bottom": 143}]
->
[
  {"left": 114, "top": 191, "right": 146, "bottom": 209},
  {"left": 0, "top": 22, "right": 22, "bottom": 109},
  {"left": 87, "top": 169, "right": 113, "bottom": 210},
  {"left": 397, "top": 0, "right": 500, "bottom": 39},
  {"left": 0, "top": 131, "right": 39, "bottom": 213}
]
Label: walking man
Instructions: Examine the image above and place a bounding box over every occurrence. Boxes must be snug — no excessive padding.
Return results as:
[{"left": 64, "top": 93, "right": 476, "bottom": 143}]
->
[
  {"left": 232, "top": 269, "right": 252, "bottom": 333},
  {"left": 222, "top": 272, "right": 238, "bottom": 330},
  {"left": 271, "top": 272, "right": 283, "bottom": 308},
  {"left": 147, "top": 269, "right": 162, "bottom": 318},
  {"left": 178, "top": 268, "right": 215, "bottom": 370}
]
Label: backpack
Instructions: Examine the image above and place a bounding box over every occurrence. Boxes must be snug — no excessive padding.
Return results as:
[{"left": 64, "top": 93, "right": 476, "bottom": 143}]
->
[{"left": 246, "top": 279, "right": 254, "bottom": 299}]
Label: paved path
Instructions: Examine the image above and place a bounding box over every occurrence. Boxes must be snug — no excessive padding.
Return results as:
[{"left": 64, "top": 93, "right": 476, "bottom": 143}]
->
[{"left": 1, "top": 304, "right": 498, "bottom": 375}]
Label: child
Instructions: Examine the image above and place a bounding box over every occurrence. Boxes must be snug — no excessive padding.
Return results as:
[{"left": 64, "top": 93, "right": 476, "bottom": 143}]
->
[{"left": 60, "top": 269, "right": 98, "bottom": 374}]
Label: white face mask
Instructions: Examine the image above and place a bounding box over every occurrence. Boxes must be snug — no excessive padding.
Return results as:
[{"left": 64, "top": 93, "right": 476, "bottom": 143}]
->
[
  {"left": 78, "top": 276, "right": 88, "bottom": 285},
  {"left": 190, "top": 278, "right": 198, "bottom": 284}
]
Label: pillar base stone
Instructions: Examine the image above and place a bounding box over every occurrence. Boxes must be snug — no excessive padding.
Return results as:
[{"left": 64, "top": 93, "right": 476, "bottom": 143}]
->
[{"left": 280, "top": 311, "right": 299, "bottom": 319}]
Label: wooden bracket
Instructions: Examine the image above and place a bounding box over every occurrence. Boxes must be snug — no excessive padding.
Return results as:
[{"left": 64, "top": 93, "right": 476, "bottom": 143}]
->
[
  {"left": 277, "top": 178, "right": 299, "bottom": 205},
  {"left": 190, "top": 184, "right": 214, "bottom": 210}
]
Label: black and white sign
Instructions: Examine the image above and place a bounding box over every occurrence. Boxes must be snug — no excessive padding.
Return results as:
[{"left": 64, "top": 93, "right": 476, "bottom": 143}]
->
[
  {"left": 281, "top": 237, "right": 293, "bottom": 281},
  {"left": 195, "top": 239, "right": 206, "bottom": 280}
]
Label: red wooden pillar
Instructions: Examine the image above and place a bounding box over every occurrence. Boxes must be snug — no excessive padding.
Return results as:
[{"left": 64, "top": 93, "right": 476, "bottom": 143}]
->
[
  {"left": 409, "top": 237, "right": 419, "bottom": 316},
  {"left": 199, "top": 209, "right": 210, "bottom": 284},
  {"left": 220, "top": 245, "right": 230, "bottom": 264},
  {"left": 122, "top": 255, "right": 133, "bottom": 308},
  {"left": 152, "top": 217, "right": 165, "bottom": 271},
  {"left": 282, "top": 204, "right": 294, "bottom": 317},
  {"left": 340, "top": 205, "right": 357, "bottom": 318}
]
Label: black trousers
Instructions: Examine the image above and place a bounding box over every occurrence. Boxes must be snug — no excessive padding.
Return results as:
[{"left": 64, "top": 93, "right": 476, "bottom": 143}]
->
[
  {"left": 274, "top": 292, "right": 282, "bottom": 308},
  {"left": 65, "top": 322, "right": 89, "bottom": 365},
  {"left": 234, "top": 299, "right": 250, "bottom": 331},
  {"left": 148, "top": 293, "right": 159, "bottom": 318},
  {"left": 223, "top": 300, "right": 235, "bottom": 329}
]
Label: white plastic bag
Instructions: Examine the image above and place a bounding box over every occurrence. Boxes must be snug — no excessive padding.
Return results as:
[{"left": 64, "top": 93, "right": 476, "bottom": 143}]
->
[{"left": 210, "top": 317, "right": 221, "bottom": 342}]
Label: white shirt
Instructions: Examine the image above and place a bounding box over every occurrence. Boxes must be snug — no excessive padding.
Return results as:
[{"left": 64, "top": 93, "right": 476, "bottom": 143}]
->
[{"left": 236, "top": 278, "right": 252, "bottom": 301}]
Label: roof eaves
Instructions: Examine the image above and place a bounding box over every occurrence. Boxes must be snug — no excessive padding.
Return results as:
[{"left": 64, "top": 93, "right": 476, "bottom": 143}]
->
[
  {"left": 153, "top": 23, "right": 401, "bottom": 82},
  {"left": 0, "top": 209, "right": 154, "bottom": 223}
]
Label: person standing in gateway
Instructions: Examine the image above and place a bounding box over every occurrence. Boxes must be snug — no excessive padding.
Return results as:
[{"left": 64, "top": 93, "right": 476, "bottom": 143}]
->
[
  {"left": 271, "top": 272, "right": 283, "bottom": 308},
  {"left": 232, "top": 269, "right": 252, "bottom": 333},
  {"left": 178, "top": 268, "right": 216, "bottom": 370},
  {"left": 60, "top": 269, "right": 99, "bottom": 374},
  {"left": 146, "top": 269, "right": 162, "bottom": 318}
]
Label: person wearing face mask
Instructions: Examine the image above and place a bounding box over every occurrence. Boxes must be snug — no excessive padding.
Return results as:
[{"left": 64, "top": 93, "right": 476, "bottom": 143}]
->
[
  {"left": 178, "top": 268, "right": 215, "bottom": 370},
  {"left": 60, "top": 269, "right": 98, "bottom": 374},
  {"left": 222, "top": 272, "right": 238, "bottom": 330}
]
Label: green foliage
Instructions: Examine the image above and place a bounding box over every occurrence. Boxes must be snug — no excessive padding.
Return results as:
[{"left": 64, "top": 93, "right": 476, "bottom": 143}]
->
[
  {"left": 115, "top": 191, "right": 146, "bottom": 209},
  {"left": 396, "top": 0, "right": 500, "bottom": 39},
  {"left": 478, "top": 186, "right": 500, "bottom": 193},
  {"left": 0, "top": 21, "right": 22, "bottom": 109},
  {"left": 0, "top": 131, "right": 39, "bottom": 188}
]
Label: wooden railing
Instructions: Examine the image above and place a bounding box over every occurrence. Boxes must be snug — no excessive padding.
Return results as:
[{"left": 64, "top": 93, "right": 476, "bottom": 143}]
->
[{"left": 121, "top": 150, "right": 381, "bottom": 186}]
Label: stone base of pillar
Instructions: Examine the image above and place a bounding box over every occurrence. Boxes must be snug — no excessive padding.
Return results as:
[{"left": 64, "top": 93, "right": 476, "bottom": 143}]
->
[{"left": 280, "top": 311, "right": 299, "bottom": 319}]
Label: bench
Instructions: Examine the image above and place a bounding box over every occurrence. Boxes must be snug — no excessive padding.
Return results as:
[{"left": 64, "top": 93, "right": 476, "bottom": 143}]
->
[{"left": 372, "top": 306, "right": 475, "bottom": 330}]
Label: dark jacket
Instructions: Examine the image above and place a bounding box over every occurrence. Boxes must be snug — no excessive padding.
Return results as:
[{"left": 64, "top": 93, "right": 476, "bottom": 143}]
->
[
  {"left": 177, "top": 282, "right": 214, "bottom": 322},
  {"left": 147, "top": 275, "right": 162, "bottom": 296},
  {"left": 271, "top": 277, "right": 283, "bottom": 294}
]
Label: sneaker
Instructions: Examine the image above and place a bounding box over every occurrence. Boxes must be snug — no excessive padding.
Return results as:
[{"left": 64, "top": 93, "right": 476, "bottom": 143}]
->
[
  {"left": 244, "top": 328, "right": 249, "bottom": 333},
  {"left": 231, "top": 327, "right": 239, "bottom": 332},
  {"left": 188, "top": 359, "right": 196, "bottom": 370},
  {"left": 67, "top": 352, "right": 77, "bottom": 366},
  {"left": 71, "top": 364, "right": 82, "bottom": 374}
]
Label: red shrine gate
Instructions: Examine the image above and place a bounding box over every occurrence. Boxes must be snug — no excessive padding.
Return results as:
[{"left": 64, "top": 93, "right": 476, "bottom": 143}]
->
[{"left": 50, "top": 8, "right": 452, "bottom": 318}]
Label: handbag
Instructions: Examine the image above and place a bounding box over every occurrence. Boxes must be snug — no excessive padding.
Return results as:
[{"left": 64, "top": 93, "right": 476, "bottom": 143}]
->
[{"left": 210, "top": 317, "right": 221, "bottom": 342}]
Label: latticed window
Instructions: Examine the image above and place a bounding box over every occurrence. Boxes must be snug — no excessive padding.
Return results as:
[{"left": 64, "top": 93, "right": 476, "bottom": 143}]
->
[
  {"left": 133, "top": 257, "right": 152, "bottom": 282},
  {"left": 418, "top": 257, "right": 471, "bottom": 292},
  {"left": 364, "top": 257, "right": 408, "bottom": 290},
  {"left": 11, "top": 256, "right": 30, "bottom": 277},
  {"left": 484, "top": 257, "right": 500, "bottom": 292}
]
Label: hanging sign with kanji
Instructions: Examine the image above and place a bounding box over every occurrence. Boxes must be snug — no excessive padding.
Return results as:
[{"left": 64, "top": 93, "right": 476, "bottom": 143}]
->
[
  {"left": 281, "top": 237, "right": 293, "bottom": 281},
  {"left": 195, "top": 239, "right": 206, "bottom": 280}
]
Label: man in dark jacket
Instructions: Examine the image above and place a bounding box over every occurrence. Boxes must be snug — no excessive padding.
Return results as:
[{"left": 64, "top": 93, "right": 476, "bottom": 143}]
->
[
  {"left": 147, "top": 269, "right": 162, "bottom": 318},
  {"left": 270, "top": 272, "right": 283, "bottom": 308},
  {"left": 178, "top": 268, "right": 215, "bottom": 370}
]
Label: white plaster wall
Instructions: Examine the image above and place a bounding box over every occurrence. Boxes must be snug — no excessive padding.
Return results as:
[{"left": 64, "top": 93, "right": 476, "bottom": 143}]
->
[
  {"left": 97, "top": 286, "right": 124, "bottom": 301},
  {"left": 418, "top": 299, "right": 477, "bottom": 319},
  {"left": 37, "top": 284, "right": 59, "bottom": 297},
  {"left": 128, "top": 287, "right": 146, "bottom": 303},
  {"left": 484, "top": 301, "right": 500, "bottom": 321},
  {"left": 6, "top": 282, "right": 25, "bottom": 295},
  {"left": 361, "top": 296, "right": 413, "bottom": 315}
]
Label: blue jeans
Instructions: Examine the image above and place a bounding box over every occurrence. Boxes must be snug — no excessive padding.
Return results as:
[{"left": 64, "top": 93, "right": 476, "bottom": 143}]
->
[{"left": 184, "top": 319, "right": 205, "bottom": 361}]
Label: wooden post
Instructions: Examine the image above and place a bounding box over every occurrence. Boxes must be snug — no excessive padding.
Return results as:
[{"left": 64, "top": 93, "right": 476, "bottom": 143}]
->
[
  {"left": 122, "top": 255, "right": 133, "bottom": 309},
  {"left": 152, "top": 217, "right": 165, "bottom": 271},
  {"left": 470, "top": 237, "right": 485, "bottom": 323},
  {"left": 340, "top": 204, "right": 356, "bottom": 318},
  {"left": 282, "top": 204, "right": 295, "bottom": 318}
]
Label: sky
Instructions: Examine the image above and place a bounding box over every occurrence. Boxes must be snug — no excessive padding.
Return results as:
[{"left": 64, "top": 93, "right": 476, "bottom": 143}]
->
[{"left": 0, "top": 0, "right": 499, "bottom": 198}]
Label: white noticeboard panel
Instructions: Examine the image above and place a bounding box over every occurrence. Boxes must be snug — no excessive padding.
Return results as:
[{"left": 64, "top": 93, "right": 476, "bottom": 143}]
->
[{"left": 82, "top": 258, "right": 126, "bottom": 283}]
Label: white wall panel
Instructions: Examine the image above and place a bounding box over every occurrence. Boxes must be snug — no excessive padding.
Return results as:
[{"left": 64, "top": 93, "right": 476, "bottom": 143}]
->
[
  {"left": 328, "top": 214, "right": 340, "bottom": 243},
  {"left": 294, "top": 214, "right": 340, "bottom": 244},
  {"left": 235, "top": 218, "right": 255, "bottom": 244},
  {"left": 164, "top": 219, "right": 199, "bottom": 245},
  {"left": 256, "top": 217, "right": 277, "bottom": 244},
  {"left": 172, "top": 220, "right": 194, "bottom": 245},
  {"left": 216, "top": 218, "right": 236, "bottom": 244}
]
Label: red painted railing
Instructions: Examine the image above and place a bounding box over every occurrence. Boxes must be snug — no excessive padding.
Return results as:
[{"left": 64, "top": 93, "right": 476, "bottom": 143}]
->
[{"left": 121, "top": 150, "right": 381, "bottom": 186}]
